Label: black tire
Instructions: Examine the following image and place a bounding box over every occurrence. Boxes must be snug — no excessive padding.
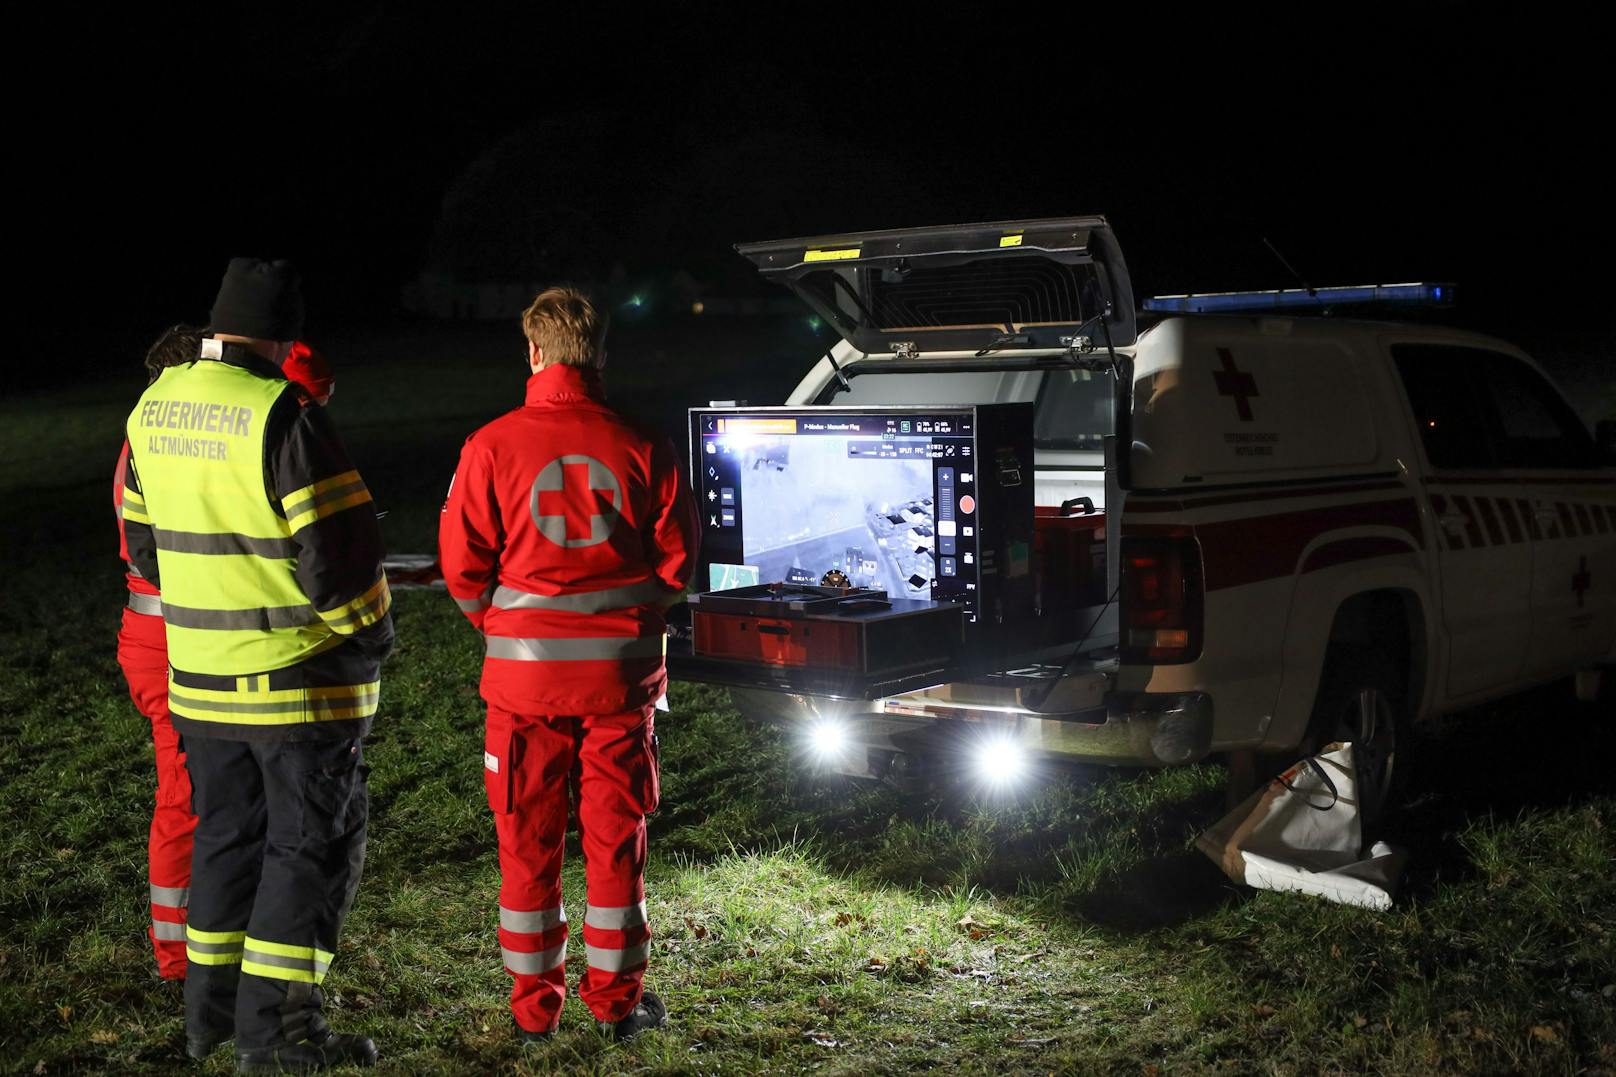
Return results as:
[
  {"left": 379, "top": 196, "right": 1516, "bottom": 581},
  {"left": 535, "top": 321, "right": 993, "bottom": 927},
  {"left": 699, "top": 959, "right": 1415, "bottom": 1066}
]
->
[{"left": 1304, "top": 646, "right": 1409, "bottom": 829}]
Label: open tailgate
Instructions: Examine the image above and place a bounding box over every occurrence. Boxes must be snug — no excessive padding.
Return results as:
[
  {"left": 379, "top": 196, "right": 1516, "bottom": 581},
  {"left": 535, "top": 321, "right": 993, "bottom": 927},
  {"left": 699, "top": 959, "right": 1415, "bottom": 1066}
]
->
[{"left": 735, "top": 216, "right": 1137, "bottom": 354}]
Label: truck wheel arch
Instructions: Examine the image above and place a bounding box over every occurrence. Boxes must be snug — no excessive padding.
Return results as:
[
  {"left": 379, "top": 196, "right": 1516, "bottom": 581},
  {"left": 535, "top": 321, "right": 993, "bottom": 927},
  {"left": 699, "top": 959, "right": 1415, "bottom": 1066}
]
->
[{"left": 1268, "top": 578, "right": 1430, "bottom": 753}]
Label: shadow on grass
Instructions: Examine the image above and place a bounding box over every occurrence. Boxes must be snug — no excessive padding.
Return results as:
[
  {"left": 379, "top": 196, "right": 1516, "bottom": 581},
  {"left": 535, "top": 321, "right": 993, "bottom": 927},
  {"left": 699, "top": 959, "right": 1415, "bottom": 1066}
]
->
[{"left": 1388, "top": 682, "right": 1616, "bottom": 899}]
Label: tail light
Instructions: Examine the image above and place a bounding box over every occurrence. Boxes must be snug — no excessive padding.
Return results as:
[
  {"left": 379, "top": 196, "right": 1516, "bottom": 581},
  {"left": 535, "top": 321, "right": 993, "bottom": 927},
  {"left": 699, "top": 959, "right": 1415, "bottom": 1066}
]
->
[{"left": 1120, "top": 534, "right": 1203, "bottom": 664}]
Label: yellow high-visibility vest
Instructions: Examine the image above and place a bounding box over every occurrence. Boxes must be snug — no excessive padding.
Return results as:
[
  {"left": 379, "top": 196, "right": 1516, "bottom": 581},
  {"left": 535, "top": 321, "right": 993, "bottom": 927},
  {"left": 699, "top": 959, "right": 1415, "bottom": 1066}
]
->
[{"left": 125, "top": 360, "right": 352, "bottom": 677}]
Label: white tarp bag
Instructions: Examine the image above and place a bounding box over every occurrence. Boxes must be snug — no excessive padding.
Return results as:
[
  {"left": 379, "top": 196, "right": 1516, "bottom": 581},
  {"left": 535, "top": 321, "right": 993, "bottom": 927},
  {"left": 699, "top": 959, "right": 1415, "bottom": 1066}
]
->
[{"left": 1196, "top": 742, "right": 1408, "bottom": 910}]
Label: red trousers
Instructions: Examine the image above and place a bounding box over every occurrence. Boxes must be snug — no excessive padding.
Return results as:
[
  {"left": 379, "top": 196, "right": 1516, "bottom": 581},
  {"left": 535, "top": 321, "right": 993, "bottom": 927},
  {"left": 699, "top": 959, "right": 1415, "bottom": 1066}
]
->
[
  {"left": 117, "top": 606, "right": 197, "bottom": 980},
  {"left": 483, "top": 705, "right": 659, "bottom": 1031}
]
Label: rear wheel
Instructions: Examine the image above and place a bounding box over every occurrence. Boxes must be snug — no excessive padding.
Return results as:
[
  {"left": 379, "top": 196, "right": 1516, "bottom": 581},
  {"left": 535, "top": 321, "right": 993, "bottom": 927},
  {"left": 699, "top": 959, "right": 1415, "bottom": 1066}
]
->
[{"left": 1305, "top": 647, "right": 1408, "bottom": 829}]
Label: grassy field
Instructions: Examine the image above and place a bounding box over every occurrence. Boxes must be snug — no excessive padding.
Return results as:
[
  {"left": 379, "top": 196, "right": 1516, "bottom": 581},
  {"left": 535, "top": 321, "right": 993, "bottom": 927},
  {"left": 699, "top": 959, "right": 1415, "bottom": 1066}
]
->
[{"left": 2, "top": 318, "right": 1613, "bottom": 1074}]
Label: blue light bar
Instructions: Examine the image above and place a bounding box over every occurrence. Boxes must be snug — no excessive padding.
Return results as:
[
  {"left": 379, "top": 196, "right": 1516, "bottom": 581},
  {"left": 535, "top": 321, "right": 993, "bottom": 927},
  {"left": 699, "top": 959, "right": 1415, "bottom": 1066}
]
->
[{"left": 1142, "top": 282, "right": 1456, "bottom": 314}]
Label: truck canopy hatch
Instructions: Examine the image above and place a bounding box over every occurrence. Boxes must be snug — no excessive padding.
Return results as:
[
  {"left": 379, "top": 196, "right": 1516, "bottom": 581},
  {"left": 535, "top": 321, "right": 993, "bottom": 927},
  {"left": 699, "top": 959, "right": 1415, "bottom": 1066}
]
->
[{"left": 736, "top": 216, "right": 1137, "bottom": 354}]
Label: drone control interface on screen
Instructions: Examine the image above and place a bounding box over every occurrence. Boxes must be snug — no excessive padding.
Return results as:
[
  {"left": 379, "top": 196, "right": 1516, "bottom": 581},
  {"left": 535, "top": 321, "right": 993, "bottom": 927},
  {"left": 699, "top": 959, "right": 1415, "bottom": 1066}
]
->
[{"left": 693, "top": 409, "right": 988, "bottom": 621}]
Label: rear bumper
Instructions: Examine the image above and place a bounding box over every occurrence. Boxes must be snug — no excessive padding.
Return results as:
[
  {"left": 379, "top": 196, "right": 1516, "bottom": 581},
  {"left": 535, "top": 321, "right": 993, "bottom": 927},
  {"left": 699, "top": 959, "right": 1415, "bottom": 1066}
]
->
[{"left": 729, "top": 686, "right": 1214, "bottom": 769}]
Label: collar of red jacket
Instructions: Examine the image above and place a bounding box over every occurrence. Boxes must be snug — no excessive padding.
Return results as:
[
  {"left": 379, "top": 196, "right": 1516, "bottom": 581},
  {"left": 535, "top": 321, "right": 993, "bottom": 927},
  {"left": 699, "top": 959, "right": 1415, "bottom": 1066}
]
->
[{"left": 525, "top": 362, "right": 605, "bottom": 406}]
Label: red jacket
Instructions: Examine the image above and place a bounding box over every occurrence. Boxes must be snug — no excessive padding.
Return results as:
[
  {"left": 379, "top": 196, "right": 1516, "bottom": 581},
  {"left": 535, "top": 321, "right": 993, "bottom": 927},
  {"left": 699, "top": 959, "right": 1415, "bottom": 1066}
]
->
[
  {"left": 439, "top": 363, "right": 698, "bottom": 714},
  {"left": 114, "top": 440, "right": 161, "bottom": 603}
]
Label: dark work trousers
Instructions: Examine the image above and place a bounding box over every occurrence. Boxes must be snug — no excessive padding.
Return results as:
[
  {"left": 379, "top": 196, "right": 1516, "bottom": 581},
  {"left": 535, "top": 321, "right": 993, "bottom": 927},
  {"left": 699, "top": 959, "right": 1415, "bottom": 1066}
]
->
[{"left": 182, "top": 734, "right": 368, "bottom": 1050}]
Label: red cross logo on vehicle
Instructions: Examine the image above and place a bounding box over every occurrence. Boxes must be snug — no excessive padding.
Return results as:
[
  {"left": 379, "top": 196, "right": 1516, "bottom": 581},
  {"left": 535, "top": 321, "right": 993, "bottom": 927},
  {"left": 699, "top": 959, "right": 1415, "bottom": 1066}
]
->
[
  {"left": 1572, "top": 554, "right": 1591, "bottom": 609},
  {"left": 529, "top": 455, "right": 622, "bottom": 548},
  {"left": 1213, "top": 348, "right": 1260, "bottom": 422}
]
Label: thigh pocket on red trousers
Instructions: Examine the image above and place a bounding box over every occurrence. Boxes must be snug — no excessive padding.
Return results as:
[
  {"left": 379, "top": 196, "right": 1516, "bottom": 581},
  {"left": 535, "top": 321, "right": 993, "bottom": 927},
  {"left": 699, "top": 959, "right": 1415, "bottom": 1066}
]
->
[
  {"left": 484, "top": 711, "right": 517, "bottom": 815},
  {"left": 628, "top": 725, "right": 660, "bottom": 817}
]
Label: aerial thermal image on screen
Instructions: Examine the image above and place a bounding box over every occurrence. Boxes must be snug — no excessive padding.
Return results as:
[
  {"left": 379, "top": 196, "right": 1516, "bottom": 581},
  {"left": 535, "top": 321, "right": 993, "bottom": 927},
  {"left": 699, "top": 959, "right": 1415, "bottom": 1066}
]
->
[{"left": 738, "top": 436, "right": 936, "bottom": 596}]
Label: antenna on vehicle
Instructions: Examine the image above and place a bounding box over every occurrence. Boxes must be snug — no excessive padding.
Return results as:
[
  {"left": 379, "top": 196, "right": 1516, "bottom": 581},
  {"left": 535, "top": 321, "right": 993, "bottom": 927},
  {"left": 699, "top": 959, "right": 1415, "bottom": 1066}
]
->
[{"left": 1261, "top": 237, "right": 1317, "bottom": 298}]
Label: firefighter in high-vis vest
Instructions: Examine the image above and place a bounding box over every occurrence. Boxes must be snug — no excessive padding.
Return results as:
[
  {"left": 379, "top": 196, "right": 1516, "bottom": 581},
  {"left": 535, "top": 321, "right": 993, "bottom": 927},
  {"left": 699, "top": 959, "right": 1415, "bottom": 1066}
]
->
[
  {"left": 115, "top": 326, "right": 346, "bottom": 989},
  {"left": 122, "top": 259, "right": 392, "bottom": 1072},
  {"left": 438, "top": 286, "right": 698, "bottom": 1044}
]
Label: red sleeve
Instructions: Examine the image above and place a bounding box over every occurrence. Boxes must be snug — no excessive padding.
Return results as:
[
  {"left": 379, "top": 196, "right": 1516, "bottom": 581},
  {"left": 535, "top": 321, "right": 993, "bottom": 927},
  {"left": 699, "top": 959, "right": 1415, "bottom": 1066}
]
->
[
  {"left": 438, "top": 435, "right": 501, "bottom": 629},
  {"left": 646, "top": 438, "right": 700, "bottom": 594},
  {"left": 114, "top": 439, "right": 131, "bottom": 562}
]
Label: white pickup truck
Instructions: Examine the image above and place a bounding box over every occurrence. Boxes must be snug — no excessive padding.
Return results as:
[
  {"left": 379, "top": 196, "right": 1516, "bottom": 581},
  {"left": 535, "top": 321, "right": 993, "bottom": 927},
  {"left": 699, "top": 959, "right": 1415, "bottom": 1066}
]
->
[{"left": 673, "top": 217, "right": 1616, "bottom": 818}]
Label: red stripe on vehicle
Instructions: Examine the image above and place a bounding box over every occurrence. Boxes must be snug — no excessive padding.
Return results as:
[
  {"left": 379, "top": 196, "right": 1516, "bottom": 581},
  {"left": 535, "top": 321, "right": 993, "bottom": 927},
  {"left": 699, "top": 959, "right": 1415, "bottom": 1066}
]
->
[
  {"left": 1125, "top": 480, "right": 1403, "bottom": 514},
  {"left": 1301, "top": 536, "right": 1420, "bottom": 574},
  {"left": 1474, "top": 497, "right": 1507, "bottom": 547},
  {"left": 1195, "top": 498, "right": 1423, "bottom": 591}
]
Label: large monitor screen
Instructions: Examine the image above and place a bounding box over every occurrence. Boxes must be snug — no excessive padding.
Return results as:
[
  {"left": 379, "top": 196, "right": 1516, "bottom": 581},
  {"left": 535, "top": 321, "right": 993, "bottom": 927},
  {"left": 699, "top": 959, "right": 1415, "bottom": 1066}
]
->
[{"left": 691, "top": 408, "right": 988, "bottom": 620}]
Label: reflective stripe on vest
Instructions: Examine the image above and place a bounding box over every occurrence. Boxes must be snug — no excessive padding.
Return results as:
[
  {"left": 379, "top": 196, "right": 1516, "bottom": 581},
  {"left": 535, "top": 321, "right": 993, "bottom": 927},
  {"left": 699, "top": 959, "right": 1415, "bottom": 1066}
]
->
[
  {"left": 491, "top": 579, "right": 668, "bottom": 615},
  {"left": 484, "top": 636, "right": 666, "bottom": 662},
  {"left": 127, "top": 590, "right": 163, "bottom": 616},
  {"left": 168, "top": 679, "right": 380, "bottom": 727}
]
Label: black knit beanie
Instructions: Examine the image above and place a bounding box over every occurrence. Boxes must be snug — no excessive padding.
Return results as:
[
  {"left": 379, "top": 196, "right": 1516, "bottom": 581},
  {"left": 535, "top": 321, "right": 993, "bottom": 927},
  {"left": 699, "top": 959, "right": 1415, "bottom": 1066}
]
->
[{"left": 209, "top": 258, "right": 305, "bottom": 341}]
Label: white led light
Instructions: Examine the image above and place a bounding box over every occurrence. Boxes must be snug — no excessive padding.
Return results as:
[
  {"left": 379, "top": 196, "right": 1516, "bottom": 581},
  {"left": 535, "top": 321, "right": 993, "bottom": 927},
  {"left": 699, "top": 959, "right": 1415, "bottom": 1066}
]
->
[
  {"left": 975, "top": 733, "right": 1028, "bottom": 789},
  {"left": 808, "top": 719, "right": 849, "bottom": 762}
]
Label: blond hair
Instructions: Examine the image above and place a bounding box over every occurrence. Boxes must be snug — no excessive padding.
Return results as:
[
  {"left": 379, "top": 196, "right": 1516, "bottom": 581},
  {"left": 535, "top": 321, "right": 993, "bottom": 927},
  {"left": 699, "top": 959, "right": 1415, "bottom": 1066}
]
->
[{"left": 522, "top": 286, "right": 607, "bottom": 369}]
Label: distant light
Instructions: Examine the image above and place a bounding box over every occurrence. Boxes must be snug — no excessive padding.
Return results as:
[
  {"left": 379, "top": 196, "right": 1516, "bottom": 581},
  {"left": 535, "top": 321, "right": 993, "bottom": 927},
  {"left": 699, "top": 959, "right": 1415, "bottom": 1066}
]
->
[
  {"left": 807, "top": 315, "right": 823, "bottom": 331},
  {"left": 691, "top": 301, "right": 705, "bottom": 315},
  {"left": 807, "top": 719, "right": 849, "bottom": 762},
  {"left": 974, "top": 732, "right": 1028, "bottom": 790},
  {"left": 627, "top": 294, "right": 646, "bottom": 309}
]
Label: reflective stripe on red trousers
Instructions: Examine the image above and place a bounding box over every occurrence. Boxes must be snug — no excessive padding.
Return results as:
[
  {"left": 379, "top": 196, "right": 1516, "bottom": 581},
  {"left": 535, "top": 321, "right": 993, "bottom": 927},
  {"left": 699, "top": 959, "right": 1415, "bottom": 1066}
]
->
[
  {"left": 118, "top": 605, "right": 197, "bottom": 980},
  {"left": 484, "top": 705, "right": 658, "bottom": 1030}
]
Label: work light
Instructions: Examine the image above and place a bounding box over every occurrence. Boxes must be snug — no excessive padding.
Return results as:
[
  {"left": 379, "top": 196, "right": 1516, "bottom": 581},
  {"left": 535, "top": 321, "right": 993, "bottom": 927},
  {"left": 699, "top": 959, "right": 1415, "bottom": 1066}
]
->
[
  {"left": 807, "top": 718, "right": 849, "bottom": 763},
  {"left": 974, "top": 732, "right": 1028, "bottom": 790}
]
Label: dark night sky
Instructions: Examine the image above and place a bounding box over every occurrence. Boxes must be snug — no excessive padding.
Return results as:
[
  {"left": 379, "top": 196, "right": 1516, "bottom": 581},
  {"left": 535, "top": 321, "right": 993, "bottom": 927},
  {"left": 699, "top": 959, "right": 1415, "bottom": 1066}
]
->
[{"left": 10, "top": 5, "right": 1608, "bottom": 378}]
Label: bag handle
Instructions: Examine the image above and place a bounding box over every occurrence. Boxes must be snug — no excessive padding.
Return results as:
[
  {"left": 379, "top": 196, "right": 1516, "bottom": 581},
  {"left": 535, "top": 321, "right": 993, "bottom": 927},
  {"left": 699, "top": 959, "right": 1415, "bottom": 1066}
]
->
[{"left": 1275, "top": 755, "right": 1340, "bottom": 811}]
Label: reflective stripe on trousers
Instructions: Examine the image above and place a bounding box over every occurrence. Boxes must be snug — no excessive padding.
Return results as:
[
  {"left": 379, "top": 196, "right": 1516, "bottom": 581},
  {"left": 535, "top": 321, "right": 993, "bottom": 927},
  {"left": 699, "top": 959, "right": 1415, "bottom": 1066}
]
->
[
  {"left": 584, "top": 902, "right": 651, "bottom": 971},
  {"left": 502, "top": 942, "right": 567, "bottom": 975},
  {"left": 152, "top": 883, "right": 190, "bottom": 941},
  {"left": 241, "top": 937, "right": 334, "bottom": 984},
  {"left": 484, "top": 635, "right": 666, "bottom": 662},
  {"left": 500, "top": 904, "right": 568, "bottom": 975},
  {"left": 186, "top": 925, "right": 246, "bottom": 966},
  {"left": 584, "top": 940, "right": 651, "bottom": 973}
]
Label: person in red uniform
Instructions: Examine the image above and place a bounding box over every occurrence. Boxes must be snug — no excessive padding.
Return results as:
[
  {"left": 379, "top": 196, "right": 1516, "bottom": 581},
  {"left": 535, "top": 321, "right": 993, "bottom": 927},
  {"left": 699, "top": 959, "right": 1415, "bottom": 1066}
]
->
[
  {"left": 114, "top": 328, "right": 342, "bottom": 985},
  {"left": 115, "top": 324, "right": 206, "bottom": 982},
  {"left": 438, "top": 286, "right": 697, "bottom": 1043}
]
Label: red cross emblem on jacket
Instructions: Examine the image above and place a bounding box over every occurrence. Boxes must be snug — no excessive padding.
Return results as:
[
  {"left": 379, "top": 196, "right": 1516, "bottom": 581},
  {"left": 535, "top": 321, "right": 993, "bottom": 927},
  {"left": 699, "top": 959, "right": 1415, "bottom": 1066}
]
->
[{"left": 530, "top": 455, "right": 622, "bottom": 547}]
